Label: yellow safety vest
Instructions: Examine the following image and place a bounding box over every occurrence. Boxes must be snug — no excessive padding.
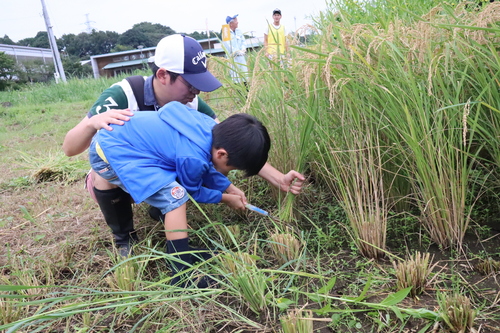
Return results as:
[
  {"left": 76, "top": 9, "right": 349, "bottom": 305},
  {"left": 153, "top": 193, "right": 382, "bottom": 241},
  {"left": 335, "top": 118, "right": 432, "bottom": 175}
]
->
[{"left": 267, "top": 24, "right": 286, "bottom": 55}]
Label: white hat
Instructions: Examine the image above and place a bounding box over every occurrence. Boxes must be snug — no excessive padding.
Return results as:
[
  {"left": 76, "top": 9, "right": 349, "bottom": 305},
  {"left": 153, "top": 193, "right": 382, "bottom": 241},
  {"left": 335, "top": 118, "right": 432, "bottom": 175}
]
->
[{"left": 154, "top": 34, "right": 222, "bottom": 92}]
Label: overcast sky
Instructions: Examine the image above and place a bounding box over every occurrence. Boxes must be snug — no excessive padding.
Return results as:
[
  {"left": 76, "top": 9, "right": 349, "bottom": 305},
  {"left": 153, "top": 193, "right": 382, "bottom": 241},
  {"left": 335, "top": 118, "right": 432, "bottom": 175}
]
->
[{"left": 1, "top": 0, "right": 330, "bottom": 43}]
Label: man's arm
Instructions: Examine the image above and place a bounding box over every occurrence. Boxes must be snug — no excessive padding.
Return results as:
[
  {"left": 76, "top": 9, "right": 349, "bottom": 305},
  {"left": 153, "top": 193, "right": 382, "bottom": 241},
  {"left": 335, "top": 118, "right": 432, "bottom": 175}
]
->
[
  {"left": 63, "top": 84, "right": 133, "bottom": 156},
  {"left": 62, "top": 109, "right": 133, "bottom": 156}
]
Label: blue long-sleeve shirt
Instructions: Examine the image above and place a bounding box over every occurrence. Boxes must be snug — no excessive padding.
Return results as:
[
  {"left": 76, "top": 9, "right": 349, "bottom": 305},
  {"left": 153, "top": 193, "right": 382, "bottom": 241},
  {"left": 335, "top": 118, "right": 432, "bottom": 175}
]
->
[{"left": 96, "top": 101, "right": 231, "bottom": 204}]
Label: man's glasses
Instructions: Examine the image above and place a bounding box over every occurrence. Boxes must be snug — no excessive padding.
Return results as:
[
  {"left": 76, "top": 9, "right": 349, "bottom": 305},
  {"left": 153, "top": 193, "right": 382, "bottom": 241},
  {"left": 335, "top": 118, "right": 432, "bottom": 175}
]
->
[{"left": 178, "top": 76, "right": 199, "bottom": 94}]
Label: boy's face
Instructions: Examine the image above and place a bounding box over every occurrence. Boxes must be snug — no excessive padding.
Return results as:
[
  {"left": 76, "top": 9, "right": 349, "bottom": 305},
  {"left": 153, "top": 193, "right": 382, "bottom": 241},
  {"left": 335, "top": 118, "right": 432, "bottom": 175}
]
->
[
  {"left": 273, "top": 13, "right": 281, "bottom": 24},
  {"left": 212, "top": 148, "right": 237, "bottom": 176}
]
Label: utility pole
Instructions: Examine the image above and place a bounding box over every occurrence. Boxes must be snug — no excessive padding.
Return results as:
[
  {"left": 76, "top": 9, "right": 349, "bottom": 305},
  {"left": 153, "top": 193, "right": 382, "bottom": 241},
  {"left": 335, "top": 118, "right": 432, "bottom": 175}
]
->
[{"left": 40, "top": 0, "right": 66, "bottom": 83}]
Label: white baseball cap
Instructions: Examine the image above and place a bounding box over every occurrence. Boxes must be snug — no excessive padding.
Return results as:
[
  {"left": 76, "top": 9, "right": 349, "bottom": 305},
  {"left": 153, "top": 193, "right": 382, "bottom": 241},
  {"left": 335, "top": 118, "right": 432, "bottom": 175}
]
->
[{"left": 154, "top": 34, "right": 222, "bottom": 92}]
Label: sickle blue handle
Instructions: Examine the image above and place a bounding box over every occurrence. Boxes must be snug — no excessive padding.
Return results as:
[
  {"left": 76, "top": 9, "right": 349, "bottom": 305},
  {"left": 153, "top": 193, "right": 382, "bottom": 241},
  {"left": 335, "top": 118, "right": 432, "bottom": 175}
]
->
[{"left": 245, "top": 204, "right": 270, "bottom": 216}]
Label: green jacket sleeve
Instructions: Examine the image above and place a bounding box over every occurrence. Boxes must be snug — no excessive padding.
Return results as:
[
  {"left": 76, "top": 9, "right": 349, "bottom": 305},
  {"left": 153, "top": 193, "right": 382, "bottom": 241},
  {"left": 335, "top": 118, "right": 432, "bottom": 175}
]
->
[{"left": 197, "top": 96, "right": 217, "bottom": 119}]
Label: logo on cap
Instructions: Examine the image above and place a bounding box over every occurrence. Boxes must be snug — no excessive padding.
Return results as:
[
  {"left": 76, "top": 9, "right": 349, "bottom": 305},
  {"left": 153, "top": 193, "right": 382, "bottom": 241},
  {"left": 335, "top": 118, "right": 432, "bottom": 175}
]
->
[{"left": 193, "top": 51, "right": 207, "bottom": 68}]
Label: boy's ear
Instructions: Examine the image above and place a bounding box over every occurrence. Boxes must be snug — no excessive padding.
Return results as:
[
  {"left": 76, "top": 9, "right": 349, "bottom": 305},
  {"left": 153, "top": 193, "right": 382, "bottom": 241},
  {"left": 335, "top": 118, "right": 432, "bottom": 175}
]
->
[{"left": 214, "top": 148, "right": 229, "bottom": 160}]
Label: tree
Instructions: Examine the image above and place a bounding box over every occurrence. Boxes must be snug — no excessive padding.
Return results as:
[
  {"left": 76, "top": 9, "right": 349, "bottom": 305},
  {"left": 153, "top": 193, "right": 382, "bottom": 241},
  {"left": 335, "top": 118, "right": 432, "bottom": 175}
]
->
[
  {"left": 0, "top": 35, "right": 15, "bottom": 45},
  {"left": 58, "top": 30, "right": 119, "bottom": 59},
  {"left": 62, "top": 56, "right": 93, "bottom": 78},
  {"left": 0, "top": 52, "right": 18, "bottom": 90},
  {"left": 90, "top": 30, "right": 120, "bottom": 55},
  {"left": 18, "top": 31, "right": 50, "bottom": 48},
  {"left": 186, "top": 31, "right": 209, "bottom": 40},
  {"left": 131, "top": 22, "right": 176, "bottom": 46},
  {"left": 117, "top": 29, "right": 153, "bottom": 49}
]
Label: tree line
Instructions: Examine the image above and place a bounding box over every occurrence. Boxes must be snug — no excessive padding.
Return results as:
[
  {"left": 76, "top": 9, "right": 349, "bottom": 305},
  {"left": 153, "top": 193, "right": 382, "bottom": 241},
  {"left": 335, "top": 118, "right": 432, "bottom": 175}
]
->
[{"left": 0, "top": 22, "right": 219, "bottom": 89}]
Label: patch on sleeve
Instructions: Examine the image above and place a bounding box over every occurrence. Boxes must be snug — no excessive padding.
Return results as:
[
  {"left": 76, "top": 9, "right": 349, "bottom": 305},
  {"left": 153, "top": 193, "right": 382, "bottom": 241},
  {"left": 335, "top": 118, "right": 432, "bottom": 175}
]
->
[{"left": 171, "top": 186, "right": 185, "bottom": 200}]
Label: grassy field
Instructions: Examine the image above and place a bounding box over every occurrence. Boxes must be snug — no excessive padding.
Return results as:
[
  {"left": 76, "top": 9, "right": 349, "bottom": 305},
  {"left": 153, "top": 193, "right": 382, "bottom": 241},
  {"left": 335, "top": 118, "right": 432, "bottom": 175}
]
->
[{"left": 1, "top": 1, "right": 500, "bottom": 332}]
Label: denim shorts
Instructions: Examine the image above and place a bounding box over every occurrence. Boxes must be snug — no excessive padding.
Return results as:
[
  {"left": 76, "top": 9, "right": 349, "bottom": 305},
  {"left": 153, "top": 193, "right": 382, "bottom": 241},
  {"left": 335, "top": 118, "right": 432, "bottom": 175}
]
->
[{"left": 89, "top": 138, "right": 189, "bottom": 215}]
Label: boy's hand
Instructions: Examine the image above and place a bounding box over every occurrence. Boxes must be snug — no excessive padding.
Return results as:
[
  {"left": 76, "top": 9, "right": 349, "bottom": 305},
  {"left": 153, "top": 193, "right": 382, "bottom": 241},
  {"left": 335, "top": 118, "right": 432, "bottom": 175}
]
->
[
  {"left": 221, "top": 193, "right": 246, "bottom": 211},
  {"left": 89, "top": 109, "right": 134, "bottom": 131},
  {"left": 225, "top": 184, "right": 247, "bottom": 205},
  {"left": 280, "top": 170, "right": 306, "bottom": 195}
]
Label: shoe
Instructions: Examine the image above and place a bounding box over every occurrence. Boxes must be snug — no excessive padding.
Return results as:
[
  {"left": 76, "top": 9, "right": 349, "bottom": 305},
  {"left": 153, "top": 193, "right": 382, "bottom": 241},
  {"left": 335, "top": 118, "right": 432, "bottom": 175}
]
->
[{"left": 148, "top": 206, "right": 163, "bottom": 222}]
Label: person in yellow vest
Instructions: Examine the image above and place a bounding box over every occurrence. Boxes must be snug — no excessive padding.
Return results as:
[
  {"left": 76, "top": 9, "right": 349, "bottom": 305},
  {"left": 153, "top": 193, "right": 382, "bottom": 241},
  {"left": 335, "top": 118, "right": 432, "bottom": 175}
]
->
[{"left": 264, "top": 8, "right": 287, "bottom": 59}]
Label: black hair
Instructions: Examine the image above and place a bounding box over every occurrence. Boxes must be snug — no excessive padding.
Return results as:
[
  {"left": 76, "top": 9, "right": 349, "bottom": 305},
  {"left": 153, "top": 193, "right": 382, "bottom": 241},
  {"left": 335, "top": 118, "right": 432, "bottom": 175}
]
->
[
  {"left": 150, "top": 62, "right": 179, "bottom": 82},
  {"left": 212, "top": 114, "right": 271, "bottom": 177}
]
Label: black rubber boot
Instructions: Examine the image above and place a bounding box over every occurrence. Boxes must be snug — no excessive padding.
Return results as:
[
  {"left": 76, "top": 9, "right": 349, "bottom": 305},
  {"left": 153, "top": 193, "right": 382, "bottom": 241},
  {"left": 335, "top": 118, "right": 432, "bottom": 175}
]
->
[
  {"left": 148, "top": 206, "right": 163, "bottom": 222},
  {"left": 93, "top": 187, "right": 138, "bottom": 257},
  {"left": 166, "top": 238, "right": 216, "bottom": 288}
]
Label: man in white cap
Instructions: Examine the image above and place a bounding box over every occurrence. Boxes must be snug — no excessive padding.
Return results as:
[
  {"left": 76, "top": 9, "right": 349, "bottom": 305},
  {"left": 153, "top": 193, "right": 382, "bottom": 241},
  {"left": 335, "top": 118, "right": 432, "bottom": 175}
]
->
[
  {"left": 223, "top": 14, "right": 248, "bottom": 84},
  {"left": 62, "top": 34, "right": 305, "bottom": 257}
]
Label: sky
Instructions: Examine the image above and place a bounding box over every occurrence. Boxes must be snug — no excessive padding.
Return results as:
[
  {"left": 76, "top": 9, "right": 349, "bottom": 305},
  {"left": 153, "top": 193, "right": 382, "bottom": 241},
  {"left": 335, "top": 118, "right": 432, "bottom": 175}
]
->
[{"left": 1, "top": 0, "right": 330, "bottom": 43}]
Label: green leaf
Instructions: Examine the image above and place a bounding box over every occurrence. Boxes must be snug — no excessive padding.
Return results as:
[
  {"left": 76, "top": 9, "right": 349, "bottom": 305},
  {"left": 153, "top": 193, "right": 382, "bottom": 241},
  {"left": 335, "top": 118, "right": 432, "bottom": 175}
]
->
[
  {"left": 318, "top": 276, "right": 337, "bottom": 295},
  {"left": 275, "top": 298, "right": 295, "bottom": 310},
  {"left": 314, "top": 304, "right": 333, "bottom": 315},
  {"left": 380, "top": 287, "right": 411, "bottom": 306}
]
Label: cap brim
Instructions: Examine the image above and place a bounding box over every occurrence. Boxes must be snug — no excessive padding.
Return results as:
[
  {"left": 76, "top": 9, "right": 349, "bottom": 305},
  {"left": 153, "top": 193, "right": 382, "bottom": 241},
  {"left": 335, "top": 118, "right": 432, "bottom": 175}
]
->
[{"left": 182, "top": 71, "right": 222, "bottom": 92}]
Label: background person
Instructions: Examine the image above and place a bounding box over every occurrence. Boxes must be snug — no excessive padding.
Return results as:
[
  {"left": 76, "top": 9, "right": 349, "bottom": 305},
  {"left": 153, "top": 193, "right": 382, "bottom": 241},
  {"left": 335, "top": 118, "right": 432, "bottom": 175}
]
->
[
  {"left": 264, "top": 8, "right": 288, "bottom": 58},
  {"left": 223, "top": 14, "right": 248, "bottom": 84}
]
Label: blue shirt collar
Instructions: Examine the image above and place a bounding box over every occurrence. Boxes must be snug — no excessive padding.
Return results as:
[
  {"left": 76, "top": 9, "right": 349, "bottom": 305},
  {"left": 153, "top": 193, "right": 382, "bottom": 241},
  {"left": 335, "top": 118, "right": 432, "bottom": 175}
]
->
[{"left": 144, "top": 75, "right": 158, "bottom": 110}]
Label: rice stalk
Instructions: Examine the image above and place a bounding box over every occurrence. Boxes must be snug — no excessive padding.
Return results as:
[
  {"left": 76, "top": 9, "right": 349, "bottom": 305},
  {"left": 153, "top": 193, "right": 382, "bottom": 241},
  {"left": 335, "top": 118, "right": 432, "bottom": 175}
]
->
[
  {"left": 438, "top": 292, "right": 476, "bottom": 333},
  {"left": 280, "top": 308, "right": 314, "bottom": 333},
  {"left": 268, "top": 231, "right": 304, "bottom": 269},
  {"left": 315, "top": 121, "right": 389, "bottom": 260},
  {"left": 217, "top": 251, "right": 268, "bottom": 315},
  {"left": 474, "top": 257, "right": 500, "bottom": 275},
  {"left": 392, "top": 252, "right": 437, "bottom": 298},
  {"left": 105, "top": 259, "right": 140, "bottom": 291},
  {"left": 14, "top": 149, "right": 87, "bottom": 184}
]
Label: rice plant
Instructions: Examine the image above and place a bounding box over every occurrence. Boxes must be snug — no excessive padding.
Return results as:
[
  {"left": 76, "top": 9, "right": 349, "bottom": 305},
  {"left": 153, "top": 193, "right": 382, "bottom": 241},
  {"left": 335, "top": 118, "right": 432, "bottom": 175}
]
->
[
  {"left": 474, "top": 257, "right": 500, "bottom": 275},
  {"left": 214, "top": 224, "right": 241, "bottom": 248},
  {"left": 392, "top": 252, "right": 437, "bottom": 298},
  {"left": 437, "top": 292, "right": 476, "bottom": 333},
  {"left": 0, "top": 297, "right": 25, "bottom": 326},
  {"left": 315, "top": 117, "right": 390, "bottom": 259},
  {"left": 105, "top": 259, "right": 141, "bottom": 292},
  {"left": 268, "top": 230, "right": 304, "bottom": 269},
  {"left": 280, "top": 308, "right": 314, "bottom": 333},
  {"left": 236, "top": 48, "right": 324, "bottom": 222},
  {"left": 217, "top": 251, "right": 269, "bottom": 315},
  {"left": 307, "top": 0, "right": 496, "bottom": 251}
]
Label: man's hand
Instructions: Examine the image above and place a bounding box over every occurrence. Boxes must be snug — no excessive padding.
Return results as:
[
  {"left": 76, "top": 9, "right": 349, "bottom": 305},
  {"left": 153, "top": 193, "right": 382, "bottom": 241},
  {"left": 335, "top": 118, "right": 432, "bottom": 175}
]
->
[
  {"left": 280, "top": 170, "right": 306, "bottom": 195},
  {"left": 89, "top": 109, "right": 134, "bottom": 131},
  {"left": 222, "top": 193, "right": 246, "bottom": 211}
]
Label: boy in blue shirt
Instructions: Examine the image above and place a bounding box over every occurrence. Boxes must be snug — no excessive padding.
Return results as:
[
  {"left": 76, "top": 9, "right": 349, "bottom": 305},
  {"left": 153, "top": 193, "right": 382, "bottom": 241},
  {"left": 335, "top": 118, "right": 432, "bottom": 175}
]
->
[{"left": 89, "top": 101, "right": 270, "bottom": 287}]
